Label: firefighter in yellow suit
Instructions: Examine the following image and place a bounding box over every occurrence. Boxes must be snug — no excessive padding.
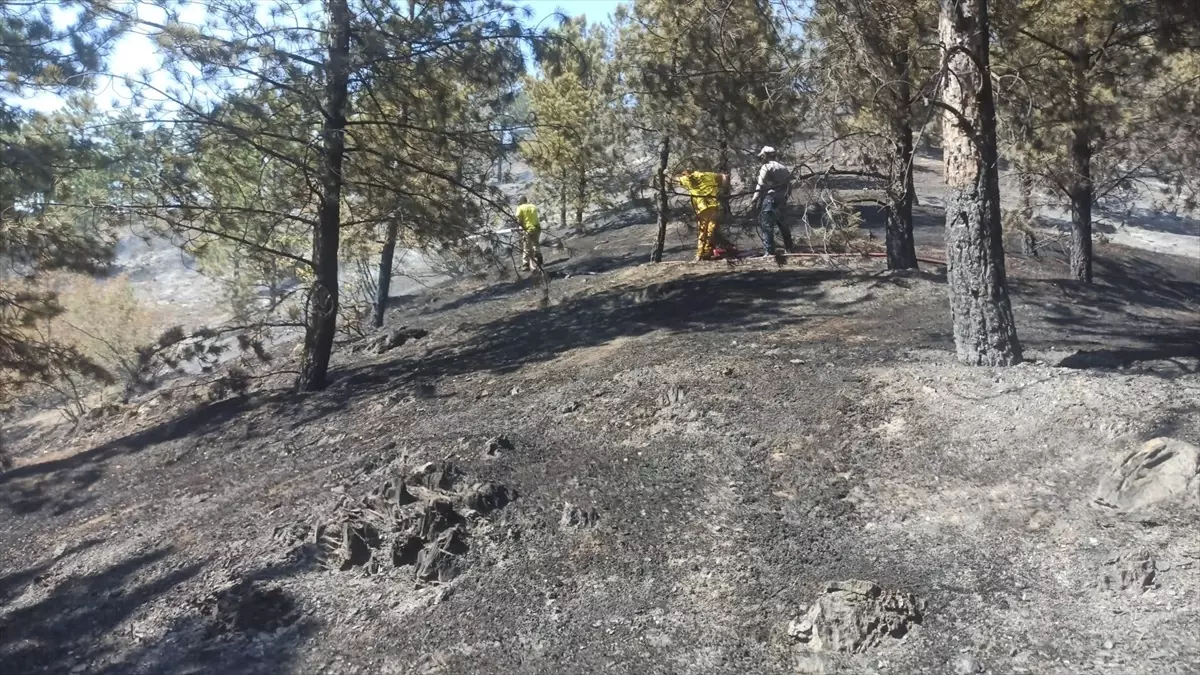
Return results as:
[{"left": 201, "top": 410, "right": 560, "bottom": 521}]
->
[
  {"left": 678, "top": 170, "right": 727, "bottom": 261},
  {"left": 514, "top": 195, "right": 543, "bottom": 271}
]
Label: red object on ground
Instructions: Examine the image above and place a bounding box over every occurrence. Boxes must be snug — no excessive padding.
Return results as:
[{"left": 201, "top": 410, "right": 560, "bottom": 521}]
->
[{"left": 712, "top": 245, "right": 739, "bottom": 260}]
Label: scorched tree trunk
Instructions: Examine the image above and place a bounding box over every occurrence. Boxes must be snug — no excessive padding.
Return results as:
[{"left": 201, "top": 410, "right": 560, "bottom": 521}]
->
[
  {"left": 298, "top": 0, "right": 350, "bottom": 391},
  {"left": 651, "top": 134, "right": 670, "bottom": 263},
  {"left": 939, "top": 0, "right": 1023, "bottom": 366}
]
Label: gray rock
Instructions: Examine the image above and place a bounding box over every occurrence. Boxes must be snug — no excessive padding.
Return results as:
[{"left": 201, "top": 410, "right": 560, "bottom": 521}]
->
[
  {"left": 953, "top": 654, "right": 981, "bottom": 674},
  {"left": 392, "top": 534, "right": 424, "bottom": 567},
  {"left": 484, "top": 436, "right": 514, "bottom": 456},
  {"left": 415, "top": 527, "right": 468, "bottom": 583},
  {"left": 790, "top": 580, "right": 925, "bottom": 654},
  {"left": 661, "top": 385, "right": 686, "bottom": 408},
  {"left": 371, "top": 326, "right": 429, "bottom": 354},
  {"left": 461, "top": 482, "right": 513, "bottom": 514},
  {"left": 1100, "top": 550, "right": 1157, "bottom": 592},
  {"left": 1095, "top": 437, "right": 1200, "bottom": 512},
  {"left": 408, "top": 461, "right": 465, "bottom": 491},
  {"left": 560, "top": 502, "right": 600, "bottom": 529}
]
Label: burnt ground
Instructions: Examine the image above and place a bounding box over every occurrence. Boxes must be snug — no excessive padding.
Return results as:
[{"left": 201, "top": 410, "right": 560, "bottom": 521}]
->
[{"left": 2, "top": 209, "right": 1199, "bottom": 675}]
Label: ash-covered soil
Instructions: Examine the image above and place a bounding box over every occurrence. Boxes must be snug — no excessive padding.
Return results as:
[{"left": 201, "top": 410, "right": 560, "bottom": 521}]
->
[{"left": 2, "top": 214, "right": 1199, "bottom": 675}]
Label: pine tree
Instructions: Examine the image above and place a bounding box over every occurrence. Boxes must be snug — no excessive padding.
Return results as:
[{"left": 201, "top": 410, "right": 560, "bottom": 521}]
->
[
  {"left": 108, "top": 0, "right": 527, "bottom": 390},
  {"left": 1, "top": 3, "right": 123, "bottom": 403},
  {"left": 522, "top": 17, "right": 622, "bottom": 233},
  {"left": 940, "top": 0, "right": 1024, "bottom": 366},
  {"left": 806, "top": 0, "right": 940, "bottom": 269},
  {"left": 617, "top": 0, "right": 802, "bottom": 260},
  {"left": 523, "top": 19, "right": 623, "bottom": 232},
  {"left": 993, "top": 0, "right": 1188, "bottom": 282}
]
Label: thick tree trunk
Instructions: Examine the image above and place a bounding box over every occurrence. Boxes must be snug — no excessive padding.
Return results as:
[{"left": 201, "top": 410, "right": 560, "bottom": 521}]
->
[
  {"left": 886, "top": 54, "right": 919, "bottom": 270},
  {"left": 297, "top": 0, "right": 350, "bottom": 391},
  {"left": 575, "top": 164, "right": 586, "bottom": 231},
  {"left": 651, "top": 135, "right": 670, "bottom": 263},
  {"left": 1069, "top": 15, "right": 1094, "bottom": 283},
  {"left": 939, "top": 0, "right": 1023, "bottom": 366},
  {"left": 373, "top": 218, "right": 400, "bottom": 328}
]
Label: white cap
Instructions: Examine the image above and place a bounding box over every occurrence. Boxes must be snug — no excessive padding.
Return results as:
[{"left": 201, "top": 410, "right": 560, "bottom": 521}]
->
[{"left": 758, "top": 146, "right": 776, "bottom": 157}]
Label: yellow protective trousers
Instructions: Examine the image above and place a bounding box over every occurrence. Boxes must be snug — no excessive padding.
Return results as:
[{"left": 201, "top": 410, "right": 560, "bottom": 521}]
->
[{"left": 694, "top": 207, "right": 719, "bottom": 261}]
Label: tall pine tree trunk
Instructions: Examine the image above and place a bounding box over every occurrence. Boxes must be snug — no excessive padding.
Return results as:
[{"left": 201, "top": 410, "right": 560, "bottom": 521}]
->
[
  {"left": 1018, "top": 168, "right": 1038, "bottom": 257},
  {"left": 373, "top": 218, "right": 400, "bottom": 328},
  {"left": 559, "top": 169, "right": 568, "bottom": 231},
  {"left": 717, "top": 109, "right": 732, "bottom": 224},
  {"left": 1069, "top": 15, "right": 1094, "bottom": 283},
  {"left": 298, "top": 0, "right": 350, "bottom": 391},
  {"left": 575, "top": 164, "right": 586, "bottom": 232},
  {"left": 939, "top": 0, "right": 1022, "bottom": 366},
  {"left": 651, "top": 135, "right": 670, "bottom": 263},
  {"left": 886, "top": 52, "right": 918, "bottom": 270}
]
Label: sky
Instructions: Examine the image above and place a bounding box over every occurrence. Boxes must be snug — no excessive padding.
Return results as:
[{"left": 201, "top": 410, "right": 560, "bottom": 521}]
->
[{"left": 21, "top": 1, "right": 625, "bottom": 113}]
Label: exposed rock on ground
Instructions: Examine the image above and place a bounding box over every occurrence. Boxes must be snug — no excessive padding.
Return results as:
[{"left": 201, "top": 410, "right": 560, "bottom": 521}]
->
[
  {"left": 300, "top": 461, "right": 512, "bottom": 582},
  {"left": 1095, "top": 437, "right": 1200, "bottom": 512},
  {"left": 787, "top": 580, "right": 925, "bottom": 654},
  {"left": 1100, "top": 550, "right": 1159, "bottom": 593},
  {"left": 364, "top": 326, "right": 429, "bottom": 354},
  {"left": 560, "top": 502, "right": 600, "bottom": 529}
]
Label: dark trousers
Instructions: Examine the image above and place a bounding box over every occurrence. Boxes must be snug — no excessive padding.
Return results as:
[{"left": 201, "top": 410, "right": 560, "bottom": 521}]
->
[{"left": 759, "top": 195, "right": 793, "bottom": 254}]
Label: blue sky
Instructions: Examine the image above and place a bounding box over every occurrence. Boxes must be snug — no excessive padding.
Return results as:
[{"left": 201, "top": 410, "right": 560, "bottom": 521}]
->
[
  {"left": 22, "top": 1, "right": 625, "bottom": 112},
  {"left": 526, "top": 0, "right": 623, "bottom": 25}
]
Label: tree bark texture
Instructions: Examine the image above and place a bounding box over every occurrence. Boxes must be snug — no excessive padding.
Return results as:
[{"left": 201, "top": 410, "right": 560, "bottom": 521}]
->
[
  {"left": 1069, "top": 15, "right": 1094, "bottom": 283},
  {"left": 717, "top": 109, "right": 732, "bottom": 224},
  {"left": 575, "top": 164, "right": 586, "bottom": 231},
  {"left": 651, "top": 135, "right": 670, "bottom": 263},
  {"left": 373, "top": 218, "right": 400, "bottom": 328},
  {"left": 298, "top": 0, "right": 350, "bottom": 391},
  {"left": 886, "top": 52, "right": 919, "bottom": 270},
  {"left": 559, "top": 169, "right": 568, "bottom": 231},
  {"left": 1017, "top": 169, "right": 1038, "bottom": 257},
  {"left": 939, "top": 0, "right": 1023, "bottom": 366}
]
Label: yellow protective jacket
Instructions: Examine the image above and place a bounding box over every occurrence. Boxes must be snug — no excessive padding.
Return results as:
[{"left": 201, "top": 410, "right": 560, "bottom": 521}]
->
[
  {"left": 516, "top": 203, "right": 540, "bottom": 232},
  {"left": 679, "top": 172, "right": 723, "bottom": 214}
]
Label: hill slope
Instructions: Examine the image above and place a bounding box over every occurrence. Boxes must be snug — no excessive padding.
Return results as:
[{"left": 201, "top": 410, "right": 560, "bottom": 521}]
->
[{"left": 2, "top": 217, "right": 1199, "bottom": 674}]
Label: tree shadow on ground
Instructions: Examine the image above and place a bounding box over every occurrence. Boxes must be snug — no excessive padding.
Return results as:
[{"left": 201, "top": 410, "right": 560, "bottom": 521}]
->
[
  {"left": 579, "top": 200, "right": 657, "bottom": 236},
  {"left": 0, "top": 544, "right": 317, "bottom": 675},
  {"left": 340, "top": 269, "right": 883, "bottom": 395},
  {"left": 1010, "top": 250, "right": 1200, "bottom": 368},
  {"left": 1057, "top": 345, "right": 1200, "bottom": 371},
  {"left": 0, "top": 393, "right": 291, "bottom": 505},
  {"left": 0, "top": 268, "right": 859, "bottom": 494},
  {"left": 1096, "top": 205, "right": 1200, "bottom": 237},
  {"left": 0, "top": 547, "right": 201, "bottom": 673}
]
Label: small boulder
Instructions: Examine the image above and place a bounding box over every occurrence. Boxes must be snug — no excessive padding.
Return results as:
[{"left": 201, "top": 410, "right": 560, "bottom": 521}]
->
[
  {"left": 373, "top": 326, "right": 429, "bottom": 354},
  {"left": 408, "top": 461, "right": 465, "bottom": 491},
  {"left": 484, "top": 436, "right": 514, "bottom": 457},
  {"left": 560, "top": 502, "right": 600, "bottom": 529},
  {"left": 415, "top": 527, "right": 469, "bottom": 583},
  {"left": 461, "top": 482, "right": 513, "bottom": 514},
  {"left": 1100, "top": 550, "right": 1157, "bottom": 593},
  {"left": 1095, "top": 437, "right": 1200, "bottom": 512},
  {"left": 412, "top": 499, "right": 463, "bottom": 540},
  {"left": 789, "top": 580, "right": 925, "bottom": 654}
]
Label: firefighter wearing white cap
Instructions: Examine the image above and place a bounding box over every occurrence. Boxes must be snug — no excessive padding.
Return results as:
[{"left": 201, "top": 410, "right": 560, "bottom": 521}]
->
[{"left": 752, "top": 146, "right": 794, "bottom": 259}]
